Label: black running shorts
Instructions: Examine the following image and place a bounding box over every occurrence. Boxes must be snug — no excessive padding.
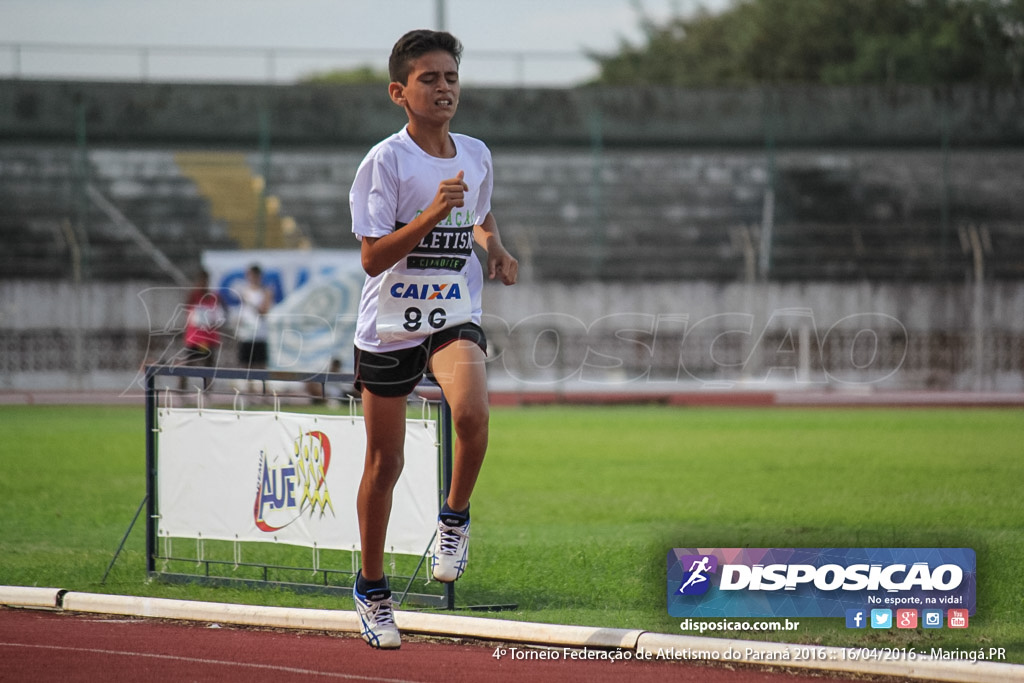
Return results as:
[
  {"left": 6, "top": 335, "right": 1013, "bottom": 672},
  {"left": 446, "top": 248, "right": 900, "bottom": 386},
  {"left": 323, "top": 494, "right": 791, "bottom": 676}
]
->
[{"left": 353, "top": 323, "right": 487, "bottom": 397}]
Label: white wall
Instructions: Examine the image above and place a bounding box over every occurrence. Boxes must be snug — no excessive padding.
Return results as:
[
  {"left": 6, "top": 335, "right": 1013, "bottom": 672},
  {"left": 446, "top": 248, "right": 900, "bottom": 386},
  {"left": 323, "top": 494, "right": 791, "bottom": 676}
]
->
[{"left": 2, "top": 278, "right": 1022, "bottom": 392}]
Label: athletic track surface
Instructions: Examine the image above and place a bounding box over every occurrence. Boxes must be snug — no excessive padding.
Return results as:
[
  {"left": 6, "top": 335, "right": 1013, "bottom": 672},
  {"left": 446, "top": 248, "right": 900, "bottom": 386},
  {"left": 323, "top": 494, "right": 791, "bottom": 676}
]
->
[
  {"left": 3, "top": 389, "right": 1022, "bottom": 682},
  {"left": 1, "top": 607, "right": 892, "bottom": 683}
]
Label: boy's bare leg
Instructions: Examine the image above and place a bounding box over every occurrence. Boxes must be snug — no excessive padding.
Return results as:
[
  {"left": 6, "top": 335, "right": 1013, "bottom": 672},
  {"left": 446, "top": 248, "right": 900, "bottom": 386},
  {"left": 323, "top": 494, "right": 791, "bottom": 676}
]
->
[
  {"left": 429, "top": 340, "right": 489, "bottom": 511},
  {"left": 357, "top": 390, "right": 408, "bottom": 581}
]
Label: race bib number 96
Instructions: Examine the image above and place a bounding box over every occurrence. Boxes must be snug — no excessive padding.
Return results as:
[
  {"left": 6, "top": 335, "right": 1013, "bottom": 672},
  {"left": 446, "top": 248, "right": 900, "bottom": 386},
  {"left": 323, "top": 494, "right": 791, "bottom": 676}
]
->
[{"left": 376, "top": 273, "right": 472, "bottom": 343}]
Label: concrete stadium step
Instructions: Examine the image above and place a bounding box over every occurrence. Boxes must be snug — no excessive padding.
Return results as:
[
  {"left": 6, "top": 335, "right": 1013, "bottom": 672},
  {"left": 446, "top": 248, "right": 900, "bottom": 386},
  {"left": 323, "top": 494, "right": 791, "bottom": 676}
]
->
[{"left": 174, "top": 151, "right": 287, "bottom": 249}]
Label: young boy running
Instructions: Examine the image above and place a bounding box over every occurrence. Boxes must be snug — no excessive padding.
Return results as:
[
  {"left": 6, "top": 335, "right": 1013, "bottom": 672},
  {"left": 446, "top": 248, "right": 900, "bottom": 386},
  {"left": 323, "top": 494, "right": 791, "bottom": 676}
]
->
[{"left": 348, "top": 29, "right": 518, "bottom": 649}]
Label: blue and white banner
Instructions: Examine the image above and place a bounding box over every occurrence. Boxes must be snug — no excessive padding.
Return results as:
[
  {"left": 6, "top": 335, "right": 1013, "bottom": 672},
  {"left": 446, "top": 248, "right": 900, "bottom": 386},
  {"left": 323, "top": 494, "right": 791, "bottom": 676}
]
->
[
  {"left": 667, "top": 548, "right": 976, "bottom": 618},
  {"left": 202, "top": 249, "right": 365, "bottom": 373}
]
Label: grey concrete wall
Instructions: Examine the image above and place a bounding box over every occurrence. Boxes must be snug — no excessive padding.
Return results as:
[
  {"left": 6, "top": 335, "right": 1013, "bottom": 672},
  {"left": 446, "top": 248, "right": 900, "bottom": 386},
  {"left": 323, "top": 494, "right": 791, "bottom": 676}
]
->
[
  {"left": 484, "top": 280, "right": 1024, "bottom": 334},
  {"left": 480, "top": 280, "right": 1024, "bottom": 392},
  {"left": 3, "top": 79, "right": 1023, "bottom": 147},
  {"left": 12, "top": 278, "right": 1016, "bottom": 336},
  {"left": 2, "top": 278, "right": 1021, "bottom": 392}
]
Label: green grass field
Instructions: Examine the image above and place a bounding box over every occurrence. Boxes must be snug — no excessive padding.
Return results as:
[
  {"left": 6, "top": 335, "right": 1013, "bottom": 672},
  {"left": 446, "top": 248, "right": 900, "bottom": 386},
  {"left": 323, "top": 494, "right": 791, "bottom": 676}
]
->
[{"left": 1, "top": 403, "right": 1021, "bottom": 661}]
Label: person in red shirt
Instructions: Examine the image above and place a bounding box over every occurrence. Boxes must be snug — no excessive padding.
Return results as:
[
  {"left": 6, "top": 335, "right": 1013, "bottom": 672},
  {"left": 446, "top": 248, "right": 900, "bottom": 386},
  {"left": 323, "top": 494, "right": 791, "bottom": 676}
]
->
[{"left": 181, "top": 269, "right": 226, "bottom": 388}]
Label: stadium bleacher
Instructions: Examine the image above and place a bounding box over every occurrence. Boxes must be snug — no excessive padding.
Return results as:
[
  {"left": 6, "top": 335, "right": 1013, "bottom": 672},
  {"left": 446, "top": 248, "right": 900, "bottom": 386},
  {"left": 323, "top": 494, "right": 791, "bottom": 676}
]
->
[
  {"left": 2, "top": 79, "right": 1021, "bottom": 393},
  {"left": 1, "top": 144, "right": 1022, "bottom": 283},
  {"left": 0, "top": 146, "right": 233, "bottom": 281}
]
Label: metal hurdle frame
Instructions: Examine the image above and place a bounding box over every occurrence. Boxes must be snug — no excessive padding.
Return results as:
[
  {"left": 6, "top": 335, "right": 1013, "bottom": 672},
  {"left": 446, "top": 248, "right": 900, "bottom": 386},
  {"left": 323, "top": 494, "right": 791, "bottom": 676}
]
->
[{"left": 138, "top": 363, "right": 463, "bottom": 609}]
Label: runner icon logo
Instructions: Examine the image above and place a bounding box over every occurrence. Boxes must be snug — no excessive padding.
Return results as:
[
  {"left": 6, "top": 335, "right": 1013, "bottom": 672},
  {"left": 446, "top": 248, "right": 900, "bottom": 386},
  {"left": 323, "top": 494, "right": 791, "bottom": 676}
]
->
[{"left": 677, "top": 554, "right": 718, "bottom": 595}]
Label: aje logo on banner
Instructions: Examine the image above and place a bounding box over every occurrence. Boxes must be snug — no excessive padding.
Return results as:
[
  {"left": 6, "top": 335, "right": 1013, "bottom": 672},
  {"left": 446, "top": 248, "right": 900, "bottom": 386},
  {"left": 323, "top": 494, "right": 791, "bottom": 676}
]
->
[
  {"left": 254, "top": 430, "right": 335, "bottom": 532},
  {"left": 667, "top": 548, "right": 976, "bottom": 618}
]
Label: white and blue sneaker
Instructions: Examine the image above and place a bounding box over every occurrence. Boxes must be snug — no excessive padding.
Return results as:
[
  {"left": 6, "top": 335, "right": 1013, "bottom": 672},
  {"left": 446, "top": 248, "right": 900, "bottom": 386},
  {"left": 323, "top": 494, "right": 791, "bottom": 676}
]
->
[
  {"left": 353, "top": 574, "right": 400, "bottom": 649},
  {"left": 431, "top": 516, "right": 470, "bottom": 583}
]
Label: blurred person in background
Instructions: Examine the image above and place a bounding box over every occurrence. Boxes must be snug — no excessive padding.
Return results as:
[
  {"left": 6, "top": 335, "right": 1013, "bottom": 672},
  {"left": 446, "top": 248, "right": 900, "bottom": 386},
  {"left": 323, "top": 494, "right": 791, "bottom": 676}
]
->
[
  {"left": 180, "top": 269, "right": 226, "bottom": 390},
  {"left": 236, "top": 263, "right": 273, "bottom": 371}
]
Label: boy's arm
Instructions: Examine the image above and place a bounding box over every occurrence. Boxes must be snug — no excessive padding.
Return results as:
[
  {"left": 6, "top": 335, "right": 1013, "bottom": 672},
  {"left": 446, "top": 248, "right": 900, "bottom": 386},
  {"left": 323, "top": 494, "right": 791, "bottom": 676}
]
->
[
  {"left": 474, "top": 212, "right": 518, "bottom": 286},
  {"left": 360, "top": 171, "right": 468, "bottom": 277}
]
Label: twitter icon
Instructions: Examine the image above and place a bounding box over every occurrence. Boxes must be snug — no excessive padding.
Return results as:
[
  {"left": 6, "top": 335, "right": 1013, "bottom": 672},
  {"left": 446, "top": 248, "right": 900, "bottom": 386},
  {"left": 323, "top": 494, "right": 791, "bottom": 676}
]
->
[{"left": 870, "top": 609, "right": 893, "bottom": 629}]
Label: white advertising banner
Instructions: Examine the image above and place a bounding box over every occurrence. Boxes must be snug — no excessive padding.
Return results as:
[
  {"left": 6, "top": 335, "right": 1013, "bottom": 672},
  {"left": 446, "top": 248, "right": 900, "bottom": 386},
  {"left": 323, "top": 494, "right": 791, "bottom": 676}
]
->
[{"left": 156, "top": 408, "right": 439, "bottom": 556}]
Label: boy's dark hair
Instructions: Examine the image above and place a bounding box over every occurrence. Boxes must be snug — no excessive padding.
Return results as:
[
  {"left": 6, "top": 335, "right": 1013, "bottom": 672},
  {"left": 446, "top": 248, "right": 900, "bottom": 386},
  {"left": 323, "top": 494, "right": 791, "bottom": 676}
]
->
[{"left": 389, "top": 30, "right": 463, "bottom": 84}]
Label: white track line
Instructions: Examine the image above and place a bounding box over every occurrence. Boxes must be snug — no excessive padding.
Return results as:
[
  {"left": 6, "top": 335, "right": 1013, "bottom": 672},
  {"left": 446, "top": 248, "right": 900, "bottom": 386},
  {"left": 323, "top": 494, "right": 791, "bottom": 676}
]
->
[{"left": 0, "top": 642, "right": 422, "bottom": 683}]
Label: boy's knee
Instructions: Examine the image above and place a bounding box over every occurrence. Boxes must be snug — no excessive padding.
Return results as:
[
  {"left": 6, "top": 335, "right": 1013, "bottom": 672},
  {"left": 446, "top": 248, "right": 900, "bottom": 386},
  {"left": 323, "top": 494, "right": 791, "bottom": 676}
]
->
[
  {"left": 364, "top": 451, "right": 405, "bottom": 487},
  {"left": 453, "top": 403, "right": 489, "bottom": 439}
]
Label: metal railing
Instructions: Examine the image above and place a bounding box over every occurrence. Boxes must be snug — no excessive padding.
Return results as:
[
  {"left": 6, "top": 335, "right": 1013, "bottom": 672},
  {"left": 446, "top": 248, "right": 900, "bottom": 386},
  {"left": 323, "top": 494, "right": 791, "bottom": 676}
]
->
[{"left": 0, "top": 41, "right": 592, "bottom": 87}]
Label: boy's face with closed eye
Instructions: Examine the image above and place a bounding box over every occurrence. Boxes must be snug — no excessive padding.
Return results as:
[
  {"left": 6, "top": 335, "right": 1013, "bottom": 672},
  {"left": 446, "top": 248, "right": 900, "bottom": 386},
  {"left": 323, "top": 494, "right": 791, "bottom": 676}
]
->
[{"left": 389, "top": 50, "right": 460, "bottom": 125}]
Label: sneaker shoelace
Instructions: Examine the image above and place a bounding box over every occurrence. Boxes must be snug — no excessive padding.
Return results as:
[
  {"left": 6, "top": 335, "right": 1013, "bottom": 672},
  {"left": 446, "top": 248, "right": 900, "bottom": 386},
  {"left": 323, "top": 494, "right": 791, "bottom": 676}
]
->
[
  {"left": 438, "top": 522, "right": 468, "bottom": 555},
  {"left": 365, "top": 596, "right": 396, "bottom": 627}
]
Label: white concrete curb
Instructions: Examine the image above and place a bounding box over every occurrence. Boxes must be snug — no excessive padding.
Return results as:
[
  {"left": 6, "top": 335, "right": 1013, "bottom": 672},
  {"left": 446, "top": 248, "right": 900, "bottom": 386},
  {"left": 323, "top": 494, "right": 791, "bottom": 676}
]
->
[
  {"left": 397, "top": 610, "right": 643, "bottom": 649},
  {"left": 59, "top": 591, "right": 360, "bottom": 632},
  {"left": 2, "top": 586, "right": 1022, "bottom": 683},
  {"left": 0, "top": 586, "right": 64, "bottom": 609}
]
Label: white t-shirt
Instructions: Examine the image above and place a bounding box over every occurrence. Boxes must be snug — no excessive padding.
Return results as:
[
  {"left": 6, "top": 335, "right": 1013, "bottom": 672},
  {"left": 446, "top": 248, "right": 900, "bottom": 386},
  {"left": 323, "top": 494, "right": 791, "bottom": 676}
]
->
[
  {"left": 237, "top": 283, "right": 269, "bottom": 342},
  {"left": 350, "top": 126, "right": 493, "bottom": 352}
]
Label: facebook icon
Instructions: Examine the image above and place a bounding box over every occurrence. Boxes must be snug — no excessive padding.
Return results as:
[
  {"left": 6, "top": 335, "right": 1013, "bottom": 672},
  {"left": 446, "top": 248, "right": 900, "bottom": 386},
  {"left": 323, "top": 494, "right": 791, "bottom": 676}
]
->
[{"left": 845, "top": 609, "right": 867, "bottom": 629}]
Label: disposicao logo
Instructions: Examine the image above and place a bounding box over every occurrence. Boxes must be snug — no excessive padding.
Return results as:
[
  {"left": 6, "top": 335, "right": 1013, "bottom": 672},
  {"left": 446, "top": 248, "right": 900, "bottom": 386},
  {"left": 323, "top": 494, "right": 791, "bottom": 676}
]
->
[
  {"left": 254, "top": 430, "right": 335, "bottom": 532},
  {"left": 677, "top": 555, "right": 718, "bottom": 595},
  {"left": 667, "top": 548, "right": 976, "bottom": 619}
]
